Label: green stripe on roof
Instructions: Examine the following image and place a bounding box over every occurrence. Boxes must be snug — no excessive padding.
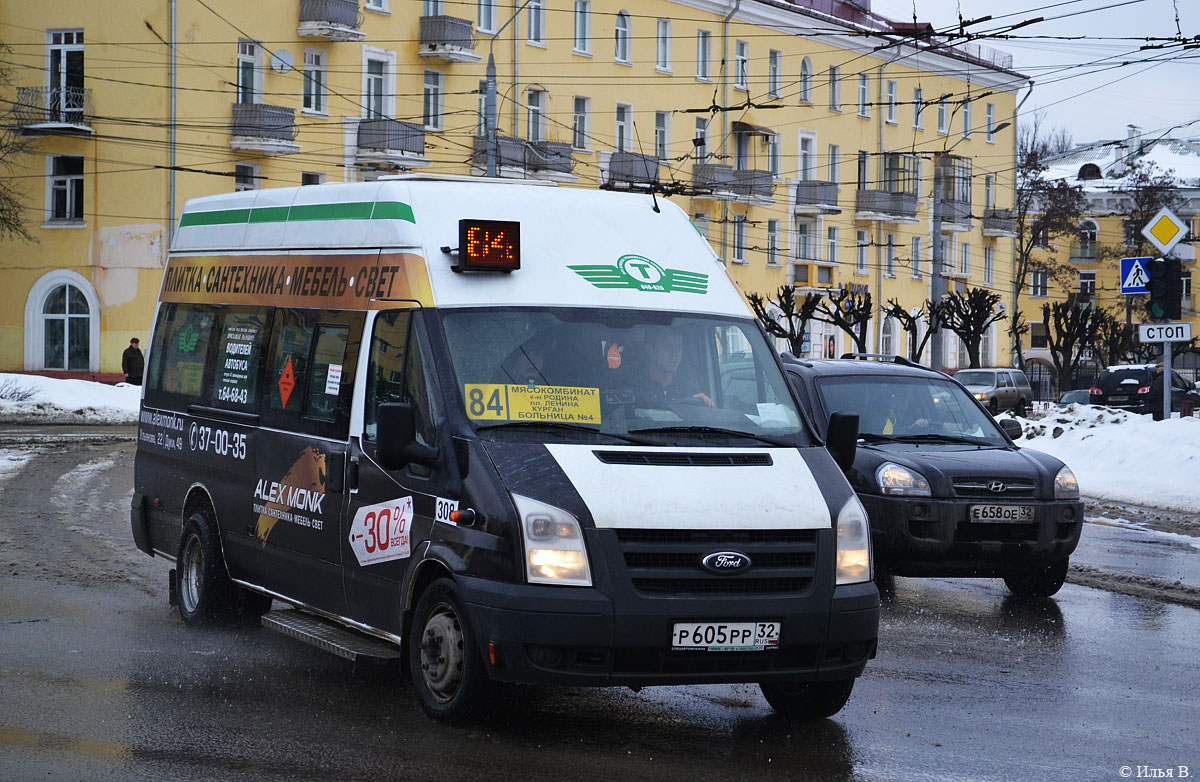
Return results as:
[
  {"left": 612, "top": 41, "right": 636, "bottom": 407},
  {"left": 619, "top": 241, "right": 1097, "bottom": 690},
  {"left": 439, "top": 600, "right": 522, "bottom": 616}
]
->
[{"left": 179, "top": 200, "right": 416, "bottom": 228}]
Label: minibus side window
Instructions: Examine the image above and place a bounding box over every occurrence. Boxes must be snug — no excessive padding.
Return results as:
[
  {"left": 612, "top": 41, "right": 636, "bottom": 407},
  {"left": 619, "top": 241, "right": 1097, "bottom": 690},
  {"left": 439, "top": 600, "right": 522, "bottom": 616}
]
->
[
  {"left": 145, "top": 303, "right": 218, "bottom": 409},
  {"left": 304, "top": 324, "right": 350, "bottom": 422},
  {"left": 364, "top": 310, "right": 440, "bottom": 477},
  {"left": 209, "top": 306, "right": 272, "bottom": 413}
]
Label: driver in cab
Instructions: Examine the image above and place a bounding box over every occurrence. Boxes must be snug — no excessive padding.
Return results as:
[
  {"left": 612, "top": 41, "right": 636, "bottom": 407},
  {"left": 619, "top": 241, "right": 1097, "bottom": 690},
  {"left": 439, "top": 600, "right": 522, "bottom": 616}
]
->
[{"left": 630, "top": 326, "right": 715, "bottom": 409}]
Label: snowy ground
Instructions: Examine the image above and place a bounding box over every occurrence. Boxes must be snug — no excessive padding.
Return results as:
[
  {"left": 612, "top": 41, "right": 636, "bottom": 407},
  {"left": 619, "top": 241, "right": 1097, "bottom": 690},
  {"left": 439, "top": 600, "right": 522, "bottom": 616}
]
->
[{"left": 0, "top": 373, "right": 142, "bottom": 425}]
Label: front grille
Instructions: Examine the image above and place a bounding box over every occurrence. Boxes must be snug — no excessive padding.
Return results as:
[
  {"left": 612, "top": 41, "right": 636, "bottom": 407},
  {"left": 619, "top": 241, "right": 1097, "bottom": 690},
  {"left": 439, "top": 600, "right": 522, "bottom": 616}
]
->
[
  {"left": 952, "top": 477, "right": 1037, "bottom": 498},
  {"left": 594, "top": 451, "right": 773, "bottom": 466},
  {"left": 614, "top": 528, "right": 820, "bottom": 597}
]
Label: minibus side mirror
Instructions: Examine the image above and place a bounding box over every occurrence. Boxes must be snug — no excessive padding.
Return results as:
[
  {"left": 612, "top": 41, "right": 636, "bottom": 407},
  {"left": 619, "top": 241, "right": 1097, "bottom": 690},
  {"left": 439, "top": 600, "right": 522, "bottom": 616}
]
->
[
  {"left": 376, "top": 402, "right": 440, "bottom": 471},
  {"left": 826, "top": 412, "right": 859, "bottom": 474},
  {"left": 998, "top": 417, "right": 1023, "bottom": 441}
]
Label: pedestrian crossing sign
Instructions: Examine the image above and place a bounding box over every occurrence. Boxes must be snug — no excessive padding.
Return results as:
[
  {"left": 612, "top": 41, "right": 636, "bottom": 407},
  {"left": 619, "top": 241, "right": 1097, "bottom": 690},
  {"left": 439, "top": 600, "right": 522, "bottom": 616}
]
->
[{"left": 1120, "top": 256, "right": 1152, "bottom": 294}]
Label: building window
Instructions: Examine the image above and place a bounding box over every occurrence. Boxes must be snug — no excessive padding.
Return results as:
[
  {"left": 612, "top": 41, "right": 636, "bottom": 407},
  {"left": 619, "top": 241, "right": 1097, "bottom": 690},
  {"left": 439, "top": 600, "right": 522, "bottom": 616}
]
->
[
  {"left": 881, "top": 318, "right": 896, "bottom": 356},
  {"left": 423, "top": 70, "right": 443, "bottom": 130},
  {"left": 614, "top": 11, "right": 630, "bottom": 63},
  {"left": 424, "top": 1, "right": 442, "bottom": 14},
  {"left": 478, "top": 0, "right": 497, "bottom": 33},
  {"left": 912, "top": 237, "right": 923, "bottom": 278},
  {"left": 886, "top": 80, "right": 897, "bottom": 123},
  {"left": 364, "top": 55, "right": 388, "bottom": 118},
  {"left": 856, "top": 229, "right": 868, "bottom": 273},
  {"left": 1030, "top": 322, "right": 1048, "bottom": 349},
  {"left": 1078, "top": 270, "right": 1096, "bottom": 296},
  {"left": 696, "top": 30, "right": 711, "bottom": 80},
  {"left": 528, "top": 0, "right": 545, "bottom": 44},
  {"left": 857, "top": 150, "right": 868, "bottom": 190},
  {"left": 47, "top": 29, "right": 85, "bottom": 124},
  {"left": 527, "top": 88, "right": 544, "bottom": 141},
  {"left": 768, "top": 133, "right": 781, "bottom": 177},
  {"left": 654, "top": 111, "right": 669, "bottom": 159},
  {"left": 734, "top": 132, "right": 749, "bottom": 171},
  {"left": 984, "top": 174, "right": 995, "bottom": 209},
  {"left": 40, "top": 281, "right": 91, "bottom": 370},
  {"left": 828, "top": 227, "right": 839, "bottom": 264},
  {"left": 1030, "top": 269, "right": 1049, "bottom": 298},
  {"left": 962, "top": 100, "right": 972, "bottom": 138},
  {"left": 366, "top": 0, "right": 386, "bottom": 10},
  {"left": 799, "top": 58, "right": 812, "bottom": 103},
  {"left": 733, "top": 217, "right": 747, "bottom": 263},
  {"left": 572, "top": 96, "right": 590, "bottom": 149},
  {"left": 913, "top": 87, "right": 924, "bottom": 129},
  {"left": 237, "top": 40, "right": 260, "bottom": 104},
  {"left": 734, "top": 40, "right": 748, "bottom": 90},
  {"left": 656, "top": 19, "right": 671, "bottom": 71},
  {"left": 984, "top": 246, "right": 994, "bottom": 284},
  {"left": 959, "top": 243, "right": 970, "bottom": 276},
  {"left": 769, "top": 50, "right": 781, "bottom": 98},
  {"left": 47, "top": 155, "right": 83, "bottom": 222},
  {"left": 938, "top": 96, "right": 949, "bottom": 134},
  {"left": 234, "top": 163, "right": 260, "bottom": 191},
  {"left": 857, "top": 74, "right": 869, "bottom": 117},
  {"left": 795, "top": 221, "right": 811, "bottom": 260},
  {"left": 885, "top": 234, "right": 897, "bottom": 276},
  {"left": 792, "top": 133, "right": 811, "bottom": 181},
  {"left": 694, "top": 212, "right": 709, "bottom": 239},
  {"left": 767, "top": 219, "right": 780, "bottom": 266},
  {"left": 883, "top": 153, "right": 920, "bottom": 196},
  {"left": 615, "top": 102, "right": 632, "bottom": 152},
  {"left": 828, "top": 66, "right": 840, "bottom": 110},
  {"left": 301, "top": 172, "right": 325, "bottom": 186},
  {"left": 303, "top": 50, "right": 326, "bottom": 114},
  {"left": 827, "top": 144, "right": 839, "bottom": 184},
  {"left": 573, "top": 1, "right": 591, "bottom": 53},
  {"left": 986, "top": 102, "right": 996, "bottom": 142},
  {"left": 694, "top": 117, "right": 708, "bottom": 160}
]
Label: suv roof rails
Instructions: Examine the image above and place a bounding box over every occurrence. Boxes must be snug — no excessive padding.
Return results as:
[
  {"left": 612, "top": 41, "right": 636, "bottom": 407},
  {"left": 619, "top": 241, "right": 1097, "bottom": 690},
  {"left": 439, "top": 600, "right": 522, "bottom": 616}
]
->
[{"left": 838, "top": 352, "right": 929, "bottom": 370}]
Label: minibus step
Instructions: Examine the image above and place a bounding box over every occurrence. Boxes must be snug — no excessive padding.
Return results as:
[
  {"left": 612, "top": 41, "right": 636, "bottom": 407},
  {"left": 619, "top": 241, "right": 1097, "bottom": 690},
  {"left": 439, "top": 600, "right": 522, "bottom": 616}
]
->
[{"left": 261, "top": 609, "right": 402, "bottom": 664}]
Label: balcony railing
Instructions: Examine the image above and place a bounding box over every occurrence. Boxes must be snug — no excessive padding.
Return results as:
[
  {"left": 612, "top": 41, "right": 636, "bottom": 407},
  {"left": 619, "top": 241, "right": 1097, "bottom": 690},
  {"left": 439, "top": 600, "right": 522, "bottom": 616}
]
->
[
  {"left": 607, "top": 152, "right": 660, "bottom": 185},
  {"left": 357, "top": 118, "right": 426, "bottom": 162},
  {"left": 794, "top": 180, "right": 839, "bottom": 212},
  {"left": 230, "top": 103, "right": 300, "bottom": 154},
  {"left": 298, "top": 0, "right": 365, "bottom": 40},
  {"left": 525, "top": 140, "right": 574, "bottom": 174},
  {"left": 855, "top": 190, "right": 918, "bottom": 221},
  {"left": 982, "top": 208, "right": 1016, "bottom": 236},
  {"left": 692, "top": 163, "right": 735, "bottom": 193},
  {"left": 472, "top": 135, "right": 527, "bottom": 170},
  {"left": 940, "top": 197, "right": 972, "bottom": 225},
  {"left": 1070, "top": 240, "right": 1098, "bottom": 261},
  {"left": 420, "top": 15, "right": 479, "bottom": 62},
  {"left": 731, "top": 169, "right": 775, "bottom": 199},
  {"left": 13, "top": 86, "right": 93, "bottom": 132}
]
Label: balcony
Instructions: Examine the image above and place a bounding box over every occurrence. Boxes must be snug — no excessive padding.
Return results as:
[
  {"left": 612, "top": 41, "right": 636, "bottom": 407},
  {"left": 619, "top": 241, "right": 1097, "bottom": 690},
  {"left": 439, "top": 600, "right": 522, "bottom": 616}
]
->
[
  {"left": 605, "top": 152, "right": 660, "bottom": 187},
  {"left": 691, "top": 163, "right": 736, "bottom": 198},
  {"left": 230, "top": 103, "right": 300, "bottom": 154},
  {"left": 13, "top": 86, "right": 94, "bottom": 135},
  {"left": 854, "top": 190, "right": 918, "bottom": 223},
  {"left": 419, "top": 15, "right": 480, "bottom": 63},
  {"left": 793, "top": 180, "right": 840, "bottom": 214},
  {"left": 731, "top": 169, "right": 775, "bottom": 204},
  {"left": 298, "top": 0, "right": 365, "bottom": 41},
  {"left": 1069, "top": 240, "right": 1099, "bottom": 262},
  {"left": 525, "top": 140, "right": 575, "bottom": 180},
  {"left": 982, "top": 208, "right": 1017, "bottom": 237},
  {"left": 940, "top": 197, "right": 972, "bottom": 231},
  {"left": 471, "top": 135, "right": 527, "bottom": 175},
  {"left": 356, "top": 118, "right": 428, "bottom": 168}
]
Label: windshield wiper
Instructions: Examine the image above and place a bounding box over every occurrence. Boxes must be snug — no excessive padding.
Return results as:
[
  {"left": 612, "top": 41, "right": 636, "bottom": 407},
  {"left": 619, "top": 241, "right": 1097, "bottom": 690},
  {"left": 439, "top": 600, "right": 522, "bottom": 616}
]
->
[
  {"left": 477, "top": 420, "right": 652, "bottom": 445},
  {"left": 858, "top": 432, "right": 901, "bottom": 443},
  {"left": 628, "top": 425, "right": 795, "bottom": 446},
  {"left": 890, "top": 433, "right": 993, "bottom": 446}
]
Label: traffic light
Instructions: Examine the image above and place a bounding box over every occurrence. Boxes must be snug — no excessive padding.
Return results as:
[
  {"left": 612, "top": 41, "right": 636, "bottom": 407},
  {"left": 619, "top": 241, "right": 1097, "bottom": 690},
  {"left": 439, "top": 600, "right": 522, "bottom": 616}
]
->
[{"left": 1145, "top": 257, "right": 1182, "bottom": 321}]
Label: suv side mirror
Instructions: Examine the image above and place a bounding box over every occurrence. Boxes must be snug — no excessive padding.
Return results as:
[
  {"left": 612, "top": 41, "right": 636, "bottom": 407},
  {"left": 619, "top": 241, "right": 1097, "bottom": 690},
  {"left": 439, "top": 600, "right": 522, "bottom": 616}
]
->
[
  {"left": 998, "top": 418, "right": 1023, "bottom": 441},
  {"left": 826, "top": 412, "right": 859, "bottom": 473},
  {"left": 376, "top": 402, "right": 440, "bottom": 471}
]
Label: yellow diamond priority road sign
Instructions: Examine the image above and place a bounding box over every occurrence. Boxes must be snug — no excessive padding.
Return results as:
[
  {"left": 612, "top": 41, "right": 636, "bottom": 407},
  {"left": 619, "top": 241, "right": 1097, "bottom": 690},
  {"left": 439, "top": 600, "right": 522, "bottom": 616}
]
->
[{"left": 1141, "top": 207, "right": 1188, "bottom": 255}]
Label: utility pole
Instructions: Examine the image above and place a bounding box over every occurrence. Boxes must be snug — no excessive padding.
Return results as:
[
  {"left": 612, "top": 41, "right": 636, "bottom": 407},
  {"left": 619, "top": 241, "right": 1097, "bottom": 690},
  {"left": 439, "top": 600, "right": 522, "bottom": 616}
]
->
[
  {"left": 485, "top": 1, "right": 533, "bottom": 178},
  {"left": 930, "top": 158, "right": 945, "bottom": 371}
]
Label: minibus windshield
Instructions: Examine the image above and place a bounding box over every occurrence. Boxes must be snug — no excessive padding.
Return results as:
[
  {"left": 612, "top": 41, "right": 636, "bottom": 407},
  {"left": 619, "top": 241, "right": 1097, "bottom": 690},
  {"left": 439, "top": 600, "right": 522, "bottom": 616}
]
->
[{"left": 439, "top": 307, "right": 807, "bottom": 443}]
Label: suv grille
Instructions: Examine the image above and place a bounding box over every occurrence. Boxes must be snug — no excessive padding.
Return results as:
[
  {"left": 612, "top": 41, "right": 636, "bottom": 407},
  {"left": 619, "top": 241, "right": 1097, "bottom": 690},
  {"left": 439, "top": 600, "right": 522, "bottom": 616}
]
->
[
  {"left": 952, "top": 477, "right": 1037, "bottom": 498},
  {"left": 614, "top": 528, "right": 818, "bottom": 597}
]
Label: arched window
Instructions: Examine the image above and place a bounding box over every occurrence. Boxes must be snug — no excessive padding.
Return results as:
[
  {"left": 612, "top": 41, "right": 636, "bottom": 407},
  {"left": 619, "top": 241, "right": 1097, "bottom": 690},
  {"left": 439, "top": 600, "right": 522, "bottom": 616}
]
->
[
  {"left": 614, "top": 11, "right": 630, "bottom": 63},
  {"left": 1078, "top": 219, "right": 1098, "bottom": 243},
  {"left": 1078, "top": 163, "right": 1101, "bottom": 180},
  {"left": 799, "top": 57, "right": 812, "bottom": 103},
  {"left": 24, "top": 269, "right": 100, "bottom": 372},
  {"left": 881, "top": 316, "right": 897, "bottom": 356}
]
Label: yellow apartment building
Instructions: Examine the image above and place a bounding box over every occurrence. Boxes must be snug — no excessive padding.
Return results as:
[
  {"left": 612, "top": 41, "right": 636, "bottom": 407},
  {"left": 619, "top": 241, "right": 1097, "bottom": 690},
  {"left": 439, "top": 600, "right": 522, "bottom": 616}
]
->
[{"left": 0, "top": 0, "right": 1026, "bottom": 379}]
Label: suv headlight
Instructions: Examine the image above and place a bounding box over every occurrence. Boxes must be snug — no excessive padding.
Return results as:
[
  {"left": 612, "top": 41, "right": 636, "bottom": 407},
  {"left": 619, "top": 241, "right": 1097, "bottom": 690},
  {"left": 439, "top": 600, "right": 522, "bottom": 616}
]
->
[
  {"left": 876, "top": 462, "right": 932, "bottom": 496},
  {"left": 512, "top": 493, "right": 592, "bottom": 586},
  {"left": 1054, "top": 465, "right": 1080, "bottom": 499},
  {"left": 836, "top": 496, "right": 873, "bottom": 585}
]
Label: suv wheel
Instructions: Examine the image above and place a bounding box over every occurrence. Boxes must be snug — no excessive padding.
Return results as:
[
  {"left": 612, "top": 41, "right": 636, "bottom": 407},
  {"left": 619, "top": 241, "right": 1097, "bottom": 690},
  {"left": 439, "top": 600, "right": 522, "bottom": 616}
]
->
[{"left": 1003, "top": 558, "right": 1068, "bottom": 599}]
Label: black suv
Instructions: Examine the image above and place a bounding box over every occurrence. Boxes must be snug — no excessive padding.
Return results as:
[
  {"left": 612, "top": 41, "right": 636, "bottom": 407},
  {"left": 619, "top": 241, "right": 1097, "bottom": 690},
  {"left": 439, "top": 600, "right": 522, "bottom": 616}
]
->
[
  {"left": 783, "top": 356, "right": 1083, "bottom": 598},
  {"left": 1089, "top": 364, "right": 1199, "bottom": 416}
]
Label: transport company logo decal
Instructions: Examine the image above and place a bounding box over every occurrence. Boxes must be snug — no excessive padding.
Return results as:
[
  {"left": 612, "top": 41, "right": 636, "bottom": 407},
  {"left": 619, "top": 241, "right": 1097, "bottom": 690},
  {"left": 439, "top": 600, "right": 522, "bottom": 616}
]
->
[
  {"left": 253, "top": 446, "right": 328, "bottom": 544},
  {"left": 568, "top": 255, "right": 708, "bottom": 294}
]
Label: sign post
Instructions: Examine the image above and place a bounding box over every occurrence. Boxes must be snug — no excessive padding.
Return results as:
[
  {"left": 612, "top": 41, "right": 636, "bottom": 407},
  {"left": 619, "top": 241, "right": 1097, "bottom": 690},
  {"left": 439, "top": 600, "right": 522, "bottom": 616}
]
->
[{"left": 1138, "top": 208, "right": 1189, "bottom": 419}]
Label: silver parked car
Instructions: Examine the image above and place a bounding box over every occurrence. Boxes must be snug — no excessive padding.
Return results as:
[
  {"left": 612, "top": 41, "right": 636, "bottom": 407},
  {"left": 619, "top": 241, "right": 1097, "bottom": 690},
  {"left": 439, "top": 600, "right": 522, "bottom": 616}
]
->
[{"left": 954, "top": 368, "right": 1033, "bottom": 416}]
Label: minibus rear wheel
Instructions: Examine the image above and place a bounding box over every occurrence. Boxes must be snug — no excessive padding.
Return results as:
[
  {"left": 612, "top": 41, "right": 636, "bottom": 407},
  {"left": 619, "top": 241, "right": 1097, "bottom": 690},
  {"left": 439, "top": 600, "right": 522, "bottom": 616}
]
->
[
  {"left": 759, "top": 679, "right": 854, "bottom": 720},
  {"left": 175, "top": 512, "right": 237, "bottom": 626},
  {"left": 409, "top": 578, "right": 490, "bottom": 723}
]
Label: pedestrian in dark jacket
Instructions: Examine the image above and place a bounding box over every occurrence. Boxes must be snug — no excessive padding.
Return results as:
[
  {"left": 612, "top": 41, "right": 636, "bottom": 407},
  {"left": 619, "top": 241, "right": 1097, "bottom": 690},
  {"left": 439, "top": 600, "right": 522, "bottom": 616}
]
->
[{"left": 122, "top": 338, "right": 144, "bottom": 386}]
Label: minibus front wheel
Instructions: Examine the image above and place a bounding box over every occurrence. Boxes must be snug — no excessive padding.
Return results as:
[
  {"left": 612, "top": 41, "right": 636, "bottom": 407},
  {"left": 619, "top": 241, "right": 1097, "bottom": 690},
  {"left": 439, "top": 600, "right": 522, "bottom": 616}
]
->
[
  {"left": 759, "top": 679, "right": 855, "bottom": 720},
  {"left": 409, "top": 578, "right": 490, "bottom": 722}
]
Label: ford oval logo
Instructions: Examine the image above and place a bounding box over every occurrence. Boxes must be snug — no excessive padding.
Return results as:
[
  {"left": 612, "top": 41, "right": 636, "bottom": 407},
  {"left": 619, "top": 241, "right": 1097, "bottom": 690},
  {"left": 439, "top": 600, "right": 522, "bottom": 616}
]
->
[{"left": 701, "top": 551, "right": 751, "bottom": 575}]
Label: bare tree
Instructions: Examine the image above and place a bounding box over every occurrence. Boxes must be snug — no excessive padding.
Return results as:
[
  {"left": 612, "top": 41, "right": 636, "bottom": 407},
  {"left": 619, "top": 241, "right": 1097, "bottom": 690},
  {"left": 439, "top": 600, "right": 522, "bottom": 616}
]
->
[
  {"left": 939, "top": 288, "right": 1007, "bottom": 368},
  {"left": 884, "top": 298, "right": 942, "bottom": 363},
  {"left": 816, "top": 289, "right": 872, "bottom": 354},
  {"left": 0, "top": 42, "right": 34, "bottom": 242},
  {"left": 1094, "top": 306, "right": 1134, "bottom": 367},
  {"left": 1043, "top": 301, "right": 1103, "bottom": 393},
  {"left": 747, "top": 286, "right": 823, "bottom": 357},
  {"left": 1018, "top": 113, "right": 1074, "bottom": 165}
]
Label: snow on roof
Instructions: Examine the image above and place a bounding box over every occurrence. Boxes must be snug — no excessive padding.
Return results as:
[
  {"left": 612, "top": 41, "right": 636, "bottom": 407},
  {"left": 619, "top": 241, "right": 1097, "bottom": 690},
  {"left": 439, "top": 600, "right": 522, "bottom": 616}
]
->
[{"left": 1043, "top": 136, "right": 1200, "bottom": 189}]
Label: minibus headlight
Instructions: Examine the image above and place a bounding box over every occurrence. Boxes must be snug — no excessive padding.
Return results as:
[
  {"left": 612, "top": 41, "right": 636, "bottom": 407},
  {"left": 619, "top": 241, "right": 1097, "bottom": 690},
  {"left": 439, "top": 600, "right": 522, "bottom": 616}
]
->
[
  {"left": 876, "top": 462, "right": 932, "bottom": 496},
  {"left": 1054, "top": 465, "right": 1080, "bottom": 499},
  {"left": 512, "top": 493, "right": 592, "bottom": 587},
  {"left": 835, "top": 496, "right": 873, "bottom": 586}
]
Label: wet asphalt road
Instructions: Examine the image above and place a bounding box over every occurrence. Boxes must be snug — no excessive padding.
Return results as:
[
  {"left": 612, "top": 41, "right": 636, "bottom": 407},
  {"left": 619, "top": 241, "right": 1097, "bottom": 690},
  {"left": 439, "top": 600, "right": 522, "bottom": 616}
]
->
[{"left": 0, "top": 433, "right": 1196, "bottom": 781}]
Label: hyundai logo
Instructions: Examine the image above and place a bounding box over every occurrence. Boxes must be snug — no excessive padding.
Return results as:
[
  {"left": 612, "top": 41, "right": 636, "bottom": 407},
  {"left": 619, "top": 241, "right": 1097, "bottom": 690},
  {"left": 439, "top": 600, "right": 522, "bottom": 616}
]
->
[
  {"left": 701, "top": 551, "right": 751, "bottom": 575},
  {"left": 987, "top": 480, "right": 1007, "bottom": 493}
]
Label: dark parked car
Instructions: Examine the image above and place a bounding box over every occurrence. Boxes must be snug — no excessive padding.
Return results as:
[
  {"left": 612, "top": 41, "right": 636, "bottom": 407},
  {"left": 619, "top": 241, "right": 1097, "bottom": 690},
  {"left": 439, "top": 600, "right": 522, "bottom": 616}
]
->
[
  {"left": 953, "top": 367, "right": 1033, "bottom": 415},
  {"left": 783, "top": 356, "right": 1083, "bottom": 598},
  {"left": 1089, "top": 364, "right": 1199, "bottom": 415},
  {"left": 1057, "top": 389, "right": 1091, "bottom": 405}
]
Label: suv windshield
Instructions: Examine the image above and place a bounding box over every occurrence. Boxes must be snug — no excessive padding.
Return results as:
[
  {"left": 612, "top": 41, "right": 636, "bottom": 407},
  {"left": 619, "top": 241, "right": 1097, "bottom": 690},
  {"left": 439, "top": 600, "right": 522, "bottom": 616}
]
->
[
  {"left": 815, "top": 374, "right": 1007, "bottom": 445},
  {"left": 439, "top": 307, "right": 806, "bottom": 443},
  {"left": 954, "top": 370, "right": 996, "bottom": 387}
]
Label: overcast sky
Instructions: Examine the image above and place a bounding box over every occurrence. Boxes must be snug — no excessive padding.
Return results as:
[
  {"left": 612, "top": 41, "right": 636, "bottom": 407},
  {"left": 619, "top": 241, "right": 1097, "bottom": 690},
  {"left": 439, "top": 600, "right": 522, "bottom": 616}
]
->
[{"left": 869, "top": 0, "right": 1199, "bottom": 146}]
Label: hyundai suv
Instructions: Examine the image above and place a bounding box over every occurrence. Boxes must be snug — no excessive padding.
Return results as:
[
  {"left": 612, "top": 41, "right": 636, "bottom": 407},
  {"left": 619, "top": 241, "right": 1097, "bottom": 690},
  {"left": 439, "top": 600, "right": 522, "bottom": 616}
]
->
[
  {"left": 1089, "top": 364, "right": 1198, "bottom": 415},
  {"left": 783, "top": 356, "right": 1083, "bottom": 598}
]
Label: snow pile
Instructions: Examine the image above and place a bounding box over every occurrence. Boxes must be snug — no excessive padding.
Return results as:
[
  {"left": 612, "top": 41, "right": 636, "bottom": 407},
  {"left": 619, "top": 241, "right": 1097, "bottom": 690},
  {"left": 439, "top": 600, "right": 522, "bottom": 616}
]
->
[
  {"left": 1014, "top": 403, "right": 1200, "bottom": 512},
  {"left": 0, "top": 373, "right": 141, "bottom": 425}
]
